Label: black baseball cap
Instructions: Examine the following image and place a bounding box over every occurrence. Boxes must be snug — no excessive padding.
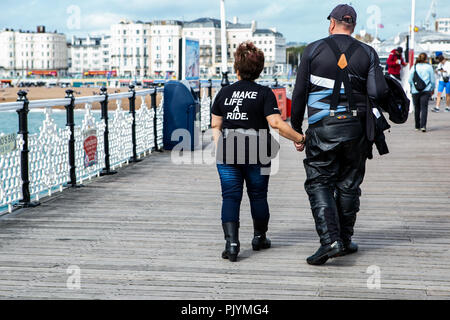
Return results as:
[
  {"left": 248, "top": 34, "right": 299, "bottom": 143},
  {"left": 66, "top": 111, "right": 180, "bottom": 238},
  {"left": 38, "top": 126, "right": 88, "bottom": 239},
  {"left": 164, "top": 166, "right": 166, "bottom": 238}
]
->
[{"left": 327, "top": 4, "right": 357, "bottom": 24}]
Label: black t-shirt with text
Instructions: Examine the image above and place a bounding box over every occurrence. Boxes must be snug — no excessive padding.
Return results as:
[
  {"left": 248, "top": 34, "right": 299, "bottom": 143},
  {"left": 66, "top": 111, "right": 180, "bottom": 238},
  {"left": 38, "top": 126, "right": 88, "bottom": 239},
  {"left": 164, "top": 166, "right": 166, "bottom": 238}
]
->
[{"left": 212, "top": 80, "right": 281, "bottom": 165}]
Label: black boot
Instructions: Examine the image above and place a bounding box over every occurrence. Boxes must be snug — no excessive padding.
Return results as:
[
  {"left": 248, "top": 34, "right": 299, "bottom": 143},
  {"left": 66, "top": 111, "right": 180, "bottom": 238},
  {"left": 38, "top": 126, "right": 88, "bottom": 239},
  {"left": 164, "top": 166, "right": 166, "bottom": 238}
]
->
[
  {"left": 307, "top": 204, "right": 343, "bottom": 265},
  {"left": 252, "top": 219, "right": 271, "bottom": 251},
  {"left": 222, "top": 222, "right": 240, "bottom": 262},
  {"left": 340, "top": 241, "right": 358, "bottom": 256},
  {"left": 307, "top": 240, "right": 344, "bottom": 265},
  {"left": 336, "top": 189, "right": 360, "bottom": 257}
]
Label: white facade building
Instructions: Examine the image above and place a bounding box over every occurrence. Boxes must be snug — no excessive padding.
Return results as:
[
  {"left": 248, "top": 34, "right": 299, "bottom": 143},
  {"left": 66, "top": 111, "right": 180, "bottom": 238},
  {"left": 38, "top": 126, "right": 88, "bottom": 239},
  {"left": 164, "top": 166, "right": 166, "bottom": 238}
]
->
[
  {"left": 436, "top": 18, "right": 450, "bottom": 35},
  {"left": 150, "top": 20, "right": 183, "bottom": 79},
  {"left": 110, "top": 20, "right": 152, "bottom": 78},
  {"left": 0, "top": 26, "right": 68, "bottom": 78},
  {"left": 183, "top": 17, "right": 287, "bottom": 78},
  {"left": 252, "top": 28, "right": 287, "bottom": 76},
  {"left": 68, "top": 35, "right": 111, "bottom": 76},
  {"left": 378, "top": 30, "right": 450, "bottom": 59},
  {"left": 183, "top": 18, "right": 222, "bottom": 78}
]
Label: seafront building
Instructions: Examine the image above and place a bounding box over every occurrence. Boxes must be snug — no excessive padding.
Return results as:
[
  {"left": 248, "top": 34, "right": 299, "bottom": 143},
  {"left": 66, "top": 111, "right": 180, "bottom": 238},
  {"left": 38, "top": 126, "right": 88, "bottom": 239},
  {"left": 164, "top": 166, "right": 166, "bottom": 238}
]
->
[
  {"left": 68, "top": 35, "right": 111, "bottom": 76},
  {"left": 377, "top": 29, "right": 450, "bottom": 59},
  {"left": 0, "top": 17, "right": 287, "bottom": 79},
  {"left": 109, "top": 20, "right": 152, "bottom": 78},
  {"left": 184, "top": 17, "right": 286, "bottom": 78},
  {"left": 0, "top": 26, "right": 68, "bottom": 78},
  {"left": 183, "top": 18, "right": 223, "bottom": 78},
  {"left": 436, "top": 18, "right": 450, "bottom": 35},
  {"left": 150, "top": 20, "right": 183, "bottom": 79}
]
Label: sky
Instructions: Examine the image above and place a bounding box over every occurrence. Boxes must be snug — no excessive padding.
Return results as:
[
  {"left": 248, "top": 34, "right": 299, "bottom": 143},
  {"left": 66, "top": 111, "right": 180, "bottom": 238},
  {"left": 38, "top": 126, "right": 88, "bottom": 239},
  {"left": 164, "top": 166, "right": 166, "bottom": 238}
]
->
[{"left": 0, "top": 0, "right": 448, "bottom": 43}]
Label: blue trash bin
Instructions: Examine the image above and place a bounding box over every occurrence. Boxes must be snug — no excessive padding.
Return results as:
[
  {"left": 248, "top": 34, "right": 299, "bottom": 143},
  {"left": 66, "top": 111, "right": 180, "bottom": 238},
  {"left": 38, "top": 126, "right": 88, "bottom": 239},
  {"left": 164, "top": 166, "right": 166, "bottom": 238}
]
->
[{"left": 163, "top": 81, "right": 201, "bottom": 151}]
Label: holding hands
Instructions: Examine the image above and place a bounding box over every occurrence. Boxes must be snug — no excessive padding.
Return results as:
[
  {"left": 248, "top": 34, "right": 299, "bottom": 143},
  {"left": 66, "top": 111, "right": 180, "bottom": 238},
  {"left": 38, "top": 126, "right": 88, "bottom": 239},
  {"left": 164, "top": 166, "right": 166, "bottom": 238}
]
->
[{"left": 294, "top": 134, "right": 306, "bottom": 152}]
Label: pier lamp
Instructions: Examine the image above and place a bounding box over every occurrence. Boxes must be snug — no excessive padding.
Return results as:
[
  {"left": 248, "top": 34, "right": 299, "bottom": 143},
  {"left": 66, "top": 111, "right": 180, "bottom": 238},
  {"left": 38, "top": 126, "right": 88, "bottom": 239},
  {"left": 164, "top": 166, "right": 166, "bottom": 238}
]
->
[{"left": 220, "top": 0, "right": 230, "bottom": 87}]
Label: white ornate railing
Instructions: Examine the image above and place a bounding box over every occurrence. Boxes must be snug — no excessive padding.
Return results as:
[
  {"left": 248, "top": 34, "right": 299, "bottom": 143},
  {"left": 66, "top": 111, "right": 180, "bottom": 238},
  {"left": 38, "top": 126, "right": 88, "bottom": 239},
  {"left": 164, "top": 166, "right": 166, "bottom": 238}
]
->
[
  {"left": 156, "top": 93, "right": 164, "bottom": 150},
  {"left": 28, "top": 107, "right": 71, "bottom": 200},
  {"left": 109, "top": 99, "right": 133, "bottom": 168},
  {"left": 135, "top": 96, "right": 155, "bottom": 156},
  {"left": 74, "top": 103, "right": 106, "bottom": 183},
  {"left": 200, "top": 88, "right": 211, "bottom": 132},
  {"left": 0, "top": 133, "right": 24, "bottom": 213},
  {"left": 0, "top": 85, "right": 177, "bottom": 214}
]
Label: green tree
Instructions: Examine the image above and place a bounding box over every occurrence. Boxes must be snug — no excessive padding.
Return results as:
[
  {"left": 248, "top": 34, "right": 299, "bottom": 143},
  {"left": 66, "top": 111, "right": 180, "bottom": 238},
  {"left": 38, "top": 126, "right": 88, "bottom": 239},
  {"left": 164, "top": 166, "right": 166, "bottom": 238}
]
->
[{"left": 287, "top": 45, "right": 307, "bottom": 69}]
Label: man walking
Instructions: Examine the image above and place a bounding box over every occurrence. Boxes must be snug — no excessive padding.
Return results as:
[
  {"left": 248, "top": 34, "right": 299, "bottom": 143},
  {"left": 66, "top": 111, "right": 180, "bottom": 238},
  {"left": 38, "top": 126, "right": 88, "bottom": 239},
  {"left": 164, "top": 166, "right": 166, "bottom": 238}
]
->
[
  {"left": 387, "top": 47, "right": 407, "bottom": 80},
  {"left": 291, "top": 4, "right": 388, "bottom": 265}
]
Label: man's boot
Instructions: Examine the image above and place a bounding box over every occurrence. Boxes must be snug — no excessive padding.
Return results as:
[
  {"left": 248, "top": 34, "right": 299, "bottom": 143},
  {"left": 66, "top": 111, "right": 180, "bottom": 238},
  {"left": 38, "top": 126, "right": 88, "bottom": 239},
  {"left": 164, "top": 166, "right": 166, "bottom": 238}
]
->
[
  {"left": 252, "top": 219, "right": 271, "bottom": 251},
  {"left": 336, "top": 189, "right": 360, "bottom": 256},
  {"left": 307, "top": 206, "right": 343, "bottom": 265},
  {"left": 222, "top": 222, "right": 240, "bottom": 262},
  {"left": 307, "top": 240, "right": 344, "bottom": 265}
]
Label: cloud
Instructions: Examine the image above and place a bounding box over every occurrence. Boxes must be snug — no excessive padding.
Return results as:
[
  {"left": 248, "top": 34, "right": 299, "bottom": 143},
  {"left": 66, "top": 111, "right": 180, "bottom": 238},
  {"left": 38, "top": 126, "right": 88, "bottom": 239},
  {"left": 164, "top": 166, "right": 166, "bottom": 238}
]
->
[
  {"left": 80, "top": 12, "right": 124, "bottom": 34},
  {"left": 0, "top": 0, "right": 447, "bottom": 43}
]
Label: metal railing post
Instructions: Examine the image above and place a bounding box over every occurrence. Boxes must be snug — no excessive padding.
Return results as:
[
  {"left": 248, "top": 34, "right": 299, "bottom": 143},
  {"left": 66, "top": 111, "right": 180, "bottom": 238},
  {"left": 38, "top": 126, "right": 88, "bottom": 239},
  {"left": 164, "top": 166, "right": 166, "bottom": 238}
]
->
[
  {"left": 100, "top": 87, "right": 116, "bottom": 176},
  {"left": 128, "top": 85, "right": 141, "bottom": 163},
  {"left": 65, "top": 89, "right": 77, "bottom": 187},
  {"left": 208, "top": 79, "right": 213, "bottom": 128},
  {"left": 198, "top": 83, "right": 202, "bottom": 131},
  {"left": 151, "top": 87, "right": 159, "bottom": 152},
  {"left": 16, "top": 91, "right": 39, "bottom": 208},
  {"left": 208, "top": 79, "right": 213, "bottom": 103}
]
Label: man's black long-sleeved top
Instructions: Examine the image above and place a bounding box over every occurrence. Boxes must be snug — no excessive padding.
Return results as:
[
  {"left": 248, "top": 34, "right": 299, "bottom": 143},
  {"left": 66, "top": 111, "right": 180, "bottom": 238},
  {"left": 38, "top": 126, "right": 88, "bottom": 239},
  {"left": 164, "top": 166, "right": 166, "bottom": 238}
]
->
[{"left": 291, "top": 34, "right": 388, "bottom": 134}]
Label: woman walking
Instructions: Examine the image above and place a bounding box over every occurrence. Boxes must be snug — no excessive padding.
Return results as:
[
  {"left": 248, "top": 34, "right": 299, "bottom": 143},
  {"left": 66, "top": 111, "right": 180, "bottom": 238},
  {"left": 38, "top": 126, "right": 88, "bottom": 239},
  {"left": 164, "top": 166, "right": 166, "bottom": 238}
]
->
[
  {"left": 432, "top": 55, "right": 450, "bottom": 113},
  {"left": 408, "top": 53, "right": 435, "bottom": 132},
  {"left": 211, "top": 42, "right": 305, "bottom": 262}
]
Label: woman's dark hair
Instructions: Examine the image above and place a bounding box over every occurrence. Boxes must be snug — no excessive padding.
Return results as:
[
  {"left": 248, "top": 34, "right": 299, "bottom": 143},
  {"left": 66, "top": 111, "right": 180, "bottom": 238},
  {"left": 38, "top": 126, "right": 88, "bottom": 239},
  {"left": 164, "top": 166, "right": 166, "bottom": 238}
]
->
[
  {"left": 415, "top": 52, "right": 428, "bottom": 65},
  {"left": 437, "top": 55, "right": 446, "bottom": 63},
  {"left": 234, "top": 41, "right": 265, "bottom": 81}
]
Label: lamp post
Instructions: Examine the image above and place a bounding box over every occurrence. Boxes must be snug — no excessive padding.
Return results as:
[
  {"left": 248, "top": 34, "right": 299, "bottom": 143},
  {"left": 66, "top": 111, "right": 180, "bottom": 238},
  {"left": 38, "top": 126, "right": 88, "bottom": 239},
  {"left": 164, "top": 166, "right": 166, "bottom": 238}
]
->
[
  {"left": 409, "top": 0, "right": 416, "bottom": 68},
  {"left": 220, "top": 0, "right": 230, "bottom": 87}
]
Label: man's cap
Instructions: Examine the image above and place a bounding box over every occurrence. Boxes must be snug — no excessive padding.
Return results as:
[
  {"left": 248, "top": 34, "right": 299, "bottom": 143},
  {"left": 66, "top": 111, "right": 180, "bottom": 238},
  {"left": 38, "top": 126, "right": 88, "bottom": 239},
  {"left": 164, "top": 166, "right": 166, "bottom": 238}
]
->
[
  {"left": 327, "top": 4, "right": 357, "bottom": 24},
  {"left": 396, "top": 47, "right": 403, "bottom": 53}
]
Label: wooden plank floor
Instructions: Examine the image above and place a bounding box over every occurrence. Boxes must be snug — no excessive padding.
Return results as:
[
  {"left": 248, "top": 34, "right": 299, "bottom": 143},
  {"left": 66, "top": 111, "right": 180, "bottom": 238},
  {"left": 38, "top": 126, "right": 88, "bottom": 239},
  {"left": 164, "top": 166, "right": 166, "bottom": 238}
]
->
[{"left": 0, "top": 109, "right": 450, "bottom": 300}]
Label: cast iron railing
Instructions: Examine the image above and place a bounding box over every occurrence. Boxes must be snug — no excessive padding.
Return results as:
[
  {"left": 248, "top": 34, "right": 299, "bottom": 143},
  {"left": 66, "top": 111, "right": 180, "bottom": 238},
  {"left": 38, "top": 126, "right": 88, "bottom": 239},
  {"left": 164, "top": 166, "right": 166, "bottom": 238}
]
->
[{"left": 0, "top": 82, "right": 215, "bottom": 214}]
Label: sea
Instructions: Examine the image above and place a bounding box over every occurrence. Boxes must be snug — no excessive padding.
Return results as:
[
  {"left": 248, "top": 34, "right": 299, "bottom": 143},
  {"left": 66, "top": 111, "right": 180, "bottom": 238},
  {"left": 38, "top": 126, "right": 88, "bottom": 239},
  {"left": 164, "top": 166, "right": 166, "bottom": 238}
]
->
[{"left": 0, "top": 109, "right": 102, "bottom": 135}]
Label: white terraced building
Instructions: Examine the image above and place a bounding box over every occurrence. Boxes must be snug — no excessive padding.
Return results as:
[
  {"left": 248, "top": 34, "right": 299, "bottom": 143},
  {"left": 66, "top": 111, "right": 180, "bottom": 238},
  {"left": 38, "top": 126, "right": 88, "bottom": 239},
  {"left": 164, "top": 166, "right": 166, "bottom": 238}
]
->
[
  {"left": 68, "top": 35, "right": 111, "bottom": 76},
  {"left": 110, "top": 20, "right": 152, "bottom": 78},
  {"left": 0, "top": 26, "right": 68, "bottom": 78},
  {"left": 252, "top": 27, "right": 287, "bottom": 76},
  {"left": 150, "top": 20, "right": 183, "bottom": 79},
  {"left": 183, "top": 18, "right": 223, "bottom": 78},
  {"left": 183, "top": 17, "right": 287, "bottom": 78}
]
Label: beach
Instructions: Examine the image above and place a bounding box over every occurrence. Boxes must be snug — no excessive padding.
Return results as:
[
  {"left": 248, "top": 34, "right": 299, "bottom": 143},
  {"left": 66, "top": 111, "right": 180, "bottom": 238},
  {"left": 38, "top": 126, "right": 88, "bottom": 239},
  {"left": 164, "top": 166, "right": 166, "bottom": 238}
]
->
[{"left": 0, "top": 86, "right": 161, "bottom": 110}]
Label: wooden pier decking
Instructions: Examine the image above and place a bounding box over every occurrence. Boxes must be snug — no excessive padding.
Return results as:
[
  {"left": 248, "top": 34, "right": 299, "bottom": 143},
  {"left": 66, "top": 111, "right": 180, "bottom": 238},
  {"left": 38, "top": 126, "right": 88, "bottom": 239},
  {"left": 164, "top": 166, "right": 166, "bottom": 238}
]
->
[{"left": 0, "top": 110, "right": 449, "bottom": 300}]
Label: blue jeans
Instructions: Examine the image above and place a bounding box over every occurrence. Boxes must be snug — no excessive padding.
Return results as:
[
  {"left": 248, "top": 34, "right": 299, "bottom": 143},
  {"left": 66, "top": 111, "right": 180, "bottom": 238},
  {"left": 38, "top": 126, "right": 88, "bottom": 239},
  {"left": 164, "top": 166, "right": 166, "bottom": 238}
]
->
[{"left": 217, "top": 164, "right": 270, "bottom": 223}]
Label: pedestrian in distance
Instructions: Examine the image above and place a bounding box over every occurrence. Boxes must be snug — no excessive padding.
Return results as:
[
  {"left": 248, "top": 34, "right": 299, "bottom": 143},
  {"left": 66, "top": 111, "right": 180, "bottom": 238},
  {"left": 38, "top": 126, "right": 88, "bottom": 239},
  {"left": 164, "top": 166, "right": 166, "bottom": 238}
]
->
[
  {"left": 387, "top": 47, "right": 407, "bottom": 80},
  {"left": 211, "top": 42, "right": 306, "bottom": 262},
  {"left": 291, "top": 4, "right": 389, "bottom": 265},
  {"left": 432, "top": 55, "right": 450, "bottom": 113},
  {"left": 409, "top": 52, "right": 436, "bottom": 132}
]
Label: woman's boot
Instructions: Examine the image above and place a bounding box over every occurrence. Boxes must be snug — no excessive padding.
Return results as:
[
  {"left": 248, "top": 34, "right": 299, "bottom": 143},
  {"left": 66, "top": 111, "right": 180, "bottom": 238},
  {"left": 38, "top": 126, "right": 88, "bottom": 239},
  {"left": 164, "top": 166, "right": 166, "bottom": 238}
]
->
[
  {"left": 222, "top": 222, "right": 240, "bottom": 262},
  {"left": 252, "top": 219, "right": 271, "bottom": 251}
]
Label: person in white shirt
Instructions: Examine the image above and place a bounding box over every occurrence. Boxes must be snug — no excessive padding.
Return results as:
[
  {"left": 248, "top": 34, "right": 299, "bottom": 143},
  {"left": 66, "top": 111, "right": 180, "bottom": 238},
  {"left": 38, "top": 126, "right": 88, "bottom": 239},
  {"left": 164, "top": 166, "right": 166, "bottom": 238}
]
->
[{"left": 432, "top": 55, "right": 450, "bottom": 112}]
